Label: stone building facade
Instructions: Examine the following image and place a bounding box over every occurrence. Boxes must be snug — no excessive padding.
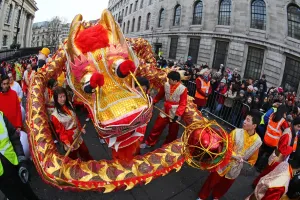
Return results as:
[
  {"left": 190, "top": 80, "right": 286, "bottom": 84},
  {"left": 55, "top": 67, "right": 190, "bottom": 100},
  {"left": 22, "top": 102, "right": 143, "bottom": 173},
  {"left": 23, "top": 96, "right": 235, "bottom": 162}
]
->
[
  {"left": 31, "top": 22, "right": 70, "bottom": 48},
  {"left": 108, "top": 0, "right": 300, "bottom": 93},
  {"left": 0, "top": 0, "right": 38, "bottom": 49}
]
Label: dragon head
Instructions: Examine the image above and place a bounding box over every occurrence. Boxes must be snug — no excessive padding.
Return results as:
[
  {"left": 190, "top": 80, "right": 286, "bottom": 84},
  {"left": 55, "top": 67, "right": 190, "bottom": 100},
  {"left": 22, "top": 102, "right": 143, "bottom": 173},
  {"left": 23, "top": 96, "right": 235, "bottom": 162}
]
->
[{"left": 64, "top": 10, "right": 153, "bottom": 150}]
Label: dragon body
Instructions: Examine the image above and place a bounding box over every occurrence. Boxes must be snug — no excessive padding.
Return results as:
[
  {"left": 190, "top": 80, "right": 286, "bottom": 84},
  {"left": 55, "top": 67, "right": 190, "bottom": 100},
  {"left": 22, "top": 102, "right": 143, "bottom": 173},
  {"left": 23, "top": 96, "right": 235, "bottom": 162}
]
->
[{"left": 25, "top": 10, "right": 226, "bottom": 192}]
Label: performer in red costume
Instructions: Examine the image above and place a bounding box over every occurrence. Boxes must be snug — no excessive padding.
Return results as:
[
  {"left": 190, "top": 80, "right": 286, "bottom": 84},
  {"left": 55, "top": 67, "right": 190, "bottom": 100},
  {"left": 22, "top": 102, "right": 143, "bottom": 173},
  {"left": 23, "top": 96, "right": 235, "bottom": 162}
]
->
[
  {"left": 140, "top": 71, "right": 187, "bottom": 148},
  {"left": 197, "top": 111, "right": 262, "bottom": 200},
  {"left": 51, "top": 87, "right": 93, "bottom": 161},
  {"left": 247, "top": 161, "right": 300, "bottom": 200},
  {"left": 0, "top": 75, "right": 22, "bottom": 132},
  {"left": 253, "top": 117, "right": 300, "bottom": 187},
  {"left": 111, "top": 77, "right": 150, "bottom": 161}
]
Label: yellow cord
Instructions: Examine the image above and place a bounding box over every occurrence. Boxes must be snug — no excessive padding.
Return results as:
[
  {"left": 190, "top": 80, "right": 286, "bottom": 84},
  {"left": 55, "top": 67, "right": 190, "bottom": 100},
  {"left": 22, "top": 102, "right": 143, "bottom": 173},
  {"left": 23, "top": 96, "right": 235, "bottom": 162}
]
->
[
  {"left": 129, "top": 71, "right": 148, "bottom": 103},
  {"left": 181, "top": 120, "right": 229, "bottom": 170}
]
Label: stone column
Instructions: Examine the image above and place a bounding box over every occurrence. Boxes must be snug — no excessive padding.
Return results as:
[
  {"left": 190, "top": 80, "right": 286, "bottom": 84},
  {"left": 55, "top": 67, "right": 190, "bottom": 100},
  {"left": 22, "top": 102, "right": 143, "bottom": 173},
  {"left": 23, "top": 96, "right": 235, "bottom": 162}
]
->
[
  {"left": 20, "top": 10, "right": 27, "bottom": 47},
  {"left": 25, "top": 15, "right": 32, "bottom": 47}
]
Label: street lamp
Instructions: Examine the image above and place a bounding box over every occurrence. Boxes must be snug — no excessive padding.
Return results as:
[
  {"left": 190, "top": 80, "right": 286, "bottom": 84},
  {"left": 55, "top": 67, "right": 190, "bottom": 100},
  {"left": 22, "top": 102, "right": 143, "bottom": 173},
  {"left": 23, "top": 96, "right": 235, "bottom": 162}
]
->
[
  {"left": 151, "top": 27, "right": 154, "bottom": 45},
  {"left": 15, "top": 0, "right": 25, "bottom": 47}
]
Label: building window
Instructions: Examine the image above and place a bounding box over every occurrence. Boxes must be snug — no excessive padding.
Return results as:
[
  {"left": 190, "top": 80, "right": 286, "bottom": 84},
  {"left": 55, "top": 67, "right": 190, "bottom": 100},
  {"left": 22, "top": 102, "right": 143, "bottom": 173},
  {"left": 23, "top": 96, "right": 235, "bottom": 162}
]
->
[
  {"left": 125, "top": 6, "right": 128, "bottom": 16},
  {"left": 173, "top": 5, "right": 181, "bottom": 26},
  {"left": 2, "top": 35, "right": 8, "bottom": 46},
  {"left": 244, "top": 47, "right": 264, "bottom": 80},
  {"left": 251, "top": 0, "right": 266, "bottom": 30},
  {"left": 146, "top": 13, "right": 151, "bottom": 30},
  {"left": 192, "top": 1, "right": 203, "bottom": 25},
  {"left": 137, "top": 16, "right": 141, "bottom": 31},
  {"left": 127, "top": 20, "right": 130, "bottom": 33},
  {"left": 188, "top": 38, "right": 200, "bottom": 64},
  {"left": 5, "top": 4, "right": 13, "bottom": 24},
  {"left": 0, "top": 0, "right": 2, "bottom": 10},
  {"left": 129, "top": 4, "right": 133, "bottom": 14},
  {"left": 169, "top": 37, "right": 178, "bottom": 59},
  {"left": 134, "top": 0, "right": 138, "bottom": 11},
  {"left": 149, "top": 0, "right": 152, "bottom": 5},
  {"left": 122, "top": 9, "right": 124, "bottom": 17},
  {"left": 282, "top": 57, "right": 300, "bottom": 92},
  {"left": 123, "top": 22, "right": 126, "bottom": 33},
  {"left": 131, "top": 18, "right": 135, "bottom": 32},
  {"left": 287, "top": 4, "right": 300, "bottom": 40},
  {"left": 158, "top": 8, "right": 165, "bottom": 27},
  {"left": 14, "top": 9, "right": 21, "bottom": 27},
  {"left": 218, "top": 0, "right": 231, "bottom": 26},
  {"left": 140, "top": 0, "right": 144, "bottom": 8},
  {"left": 212, "top": 41, "right": 229, "bottom": 69}
]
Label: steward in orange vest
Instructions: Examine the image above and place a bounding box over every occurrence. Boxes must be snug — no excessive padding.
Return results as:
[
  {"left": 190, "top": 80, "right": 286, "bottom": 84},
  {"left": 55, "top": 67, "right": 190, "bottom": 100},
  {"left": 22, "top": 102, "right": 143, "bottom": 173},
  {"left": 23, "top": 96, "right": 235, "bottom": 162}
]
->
[
  {"left": 194, "top": 68, "right": 211, "bottom": 110},
  {"left": 264, "top": 105, "right": 289, "bottom": 148},
  {"left": 253, "top": 117, "right": 300, "bottom": 188}
]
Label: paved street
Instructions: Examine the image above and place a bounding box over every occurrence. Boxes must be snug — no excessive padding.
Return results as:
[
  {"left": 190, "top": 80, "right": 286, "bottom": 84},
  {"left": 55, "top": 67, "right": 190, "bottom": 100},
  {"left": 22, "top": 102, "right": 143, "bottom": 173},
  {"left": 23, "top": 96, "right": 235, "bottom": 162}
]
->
[{"left": 1, "top": 103, "right": 258, "bottom": 200}]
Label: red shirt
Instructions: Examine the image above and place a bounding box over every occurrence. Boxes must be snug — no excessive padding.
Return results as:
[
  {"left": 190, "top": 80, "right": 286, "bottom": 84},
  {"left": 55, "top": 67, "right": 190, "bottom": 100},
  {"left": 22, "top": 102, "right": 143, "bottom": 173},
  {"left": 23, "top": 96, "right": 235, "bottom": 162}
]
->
[{"left": 0, "top": 89, "right": 22, "bottom": 128}]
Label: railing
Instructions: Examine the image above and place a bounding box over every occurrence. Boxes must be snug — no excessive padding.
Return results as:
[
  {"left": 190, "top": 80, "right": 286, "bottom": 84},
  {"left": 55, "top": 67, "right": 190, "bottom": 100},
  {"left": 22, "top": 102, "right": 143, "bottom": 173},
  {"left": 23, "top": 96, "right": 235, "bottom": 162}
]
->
[
  {"left": 0, "top": 46, "right": 55, "bottom": 62},
  {"left": 182, "top": 80, "right": 252, "bottom": 129},
  {"left": 202, "top": 91, "right": 251, "bottom": 128}
]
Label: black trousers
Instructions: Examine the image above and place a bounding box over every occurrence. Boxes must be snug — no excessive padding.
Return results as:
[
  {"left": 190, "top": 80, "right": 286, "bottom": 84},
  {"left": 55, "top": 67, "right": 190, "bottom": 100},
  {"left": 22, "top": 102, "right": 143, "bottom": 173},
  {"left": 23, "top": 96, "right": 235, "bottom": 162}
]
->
[
  {"left": 255, "top": 143, "right": 276, "bottom": 171},
  {"left": 0, "top": 155, "right": 39, "bottom": 200}
]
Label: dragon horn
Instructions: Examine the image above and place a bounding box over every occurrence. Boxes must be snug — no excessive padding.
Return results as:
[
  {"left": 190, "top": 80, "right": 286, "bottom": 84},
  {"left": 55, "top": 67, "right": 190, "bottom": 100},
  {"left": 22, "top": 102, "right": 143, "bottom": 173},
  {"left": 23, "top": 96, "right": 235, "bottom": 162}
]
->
[
  {"left": 67, "top": 14, "right": 84, "bottom": 60},
  {"left": 99, "top": 9, "right": 140, "bottom": 69}
]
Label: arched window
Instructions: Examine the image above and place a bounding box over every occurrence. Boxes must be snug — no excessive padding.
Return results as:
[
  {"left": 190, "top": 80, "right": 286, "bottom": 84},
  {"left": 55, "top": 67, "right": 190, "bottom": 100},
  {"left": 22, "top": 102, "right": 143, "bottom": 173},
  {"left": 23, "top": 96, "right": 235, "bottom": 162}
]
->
[
  {"left": 131, "top": 18, "right": 135, "bottom": 32},
  {"left": 251, "top": 0, "right": 266, "bottom": 30},
  {"left": 5, "top": 4, "right": 13, "bottom": 24},
  {"left": 193, "top": 1, "right": 203, "bottom": 25},
  {"left": 123, "top": 22, "right": 126, "bottom": 33},
  {"left": 158, "top": 8, "right": 165, "bottom": 27},
  {"left": 146, "top": 13, "right": 151, "bottom": 30},
  {"left": 173, "top": 5, "right": 181, "bottom": 26},
  {"left": 127, "top": 20, "right": 130, "bottom": 33},
  {"left": 137, "top": 16, "right": 141, "bottom": 31},
  {"left": 287, "top": 4, "right": 300, "bottom": 40},
  {"left": 218, "top": 0, "right": 231, "bottom": 25}
]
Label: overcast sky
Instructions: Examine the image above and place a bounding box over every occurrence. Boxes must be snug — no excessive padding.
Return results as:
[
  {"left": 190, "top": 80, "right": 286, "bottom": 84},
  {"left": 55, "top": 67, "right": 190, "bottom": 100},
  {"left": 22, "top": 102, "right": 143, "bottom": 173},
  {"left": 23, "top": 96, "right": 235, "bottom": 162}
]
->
[{"left": 34, "top": 0, "right": 109, "bottom": 23}]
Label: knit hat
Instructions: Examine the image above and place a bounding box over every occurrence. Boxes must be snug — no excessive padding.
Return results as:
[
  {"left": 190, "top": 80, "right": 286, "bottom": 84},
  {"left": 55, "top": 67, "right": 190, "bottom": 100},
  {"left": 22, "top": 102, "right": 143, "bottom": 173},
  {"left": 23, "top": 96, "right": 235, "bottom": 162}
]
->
[
  {"left": 293, "top": 116, "right": 300, "bottom": 126},
  {"left": 253, "top": 87, "right": 258, "bottom": 91},
  {"left": 220, "top": 78, "right": 226, "bottom": 84},
  {"left": 277, "top": 87, "right": 283, "bottom": 93},
  {"left": 239, "top": 90, "right": 245, "bottom": 95},
  {"left": 199, "top": 68, "right": 210, "bottom": 75},
  {"left": 247, "top": 85, "right": 254, "bottom": 91}
]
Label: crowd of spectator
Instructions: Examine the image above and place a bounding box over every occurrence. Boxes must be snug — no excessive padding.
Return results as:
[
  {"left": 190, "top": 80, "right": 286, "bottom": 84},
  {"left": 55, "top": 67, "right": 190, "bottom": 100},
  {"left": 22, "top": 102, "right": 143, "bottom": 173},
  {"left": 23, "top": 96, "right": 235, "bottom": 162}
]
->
[{"left": 160, "top": 57, "right": 300, "bottom": 128}]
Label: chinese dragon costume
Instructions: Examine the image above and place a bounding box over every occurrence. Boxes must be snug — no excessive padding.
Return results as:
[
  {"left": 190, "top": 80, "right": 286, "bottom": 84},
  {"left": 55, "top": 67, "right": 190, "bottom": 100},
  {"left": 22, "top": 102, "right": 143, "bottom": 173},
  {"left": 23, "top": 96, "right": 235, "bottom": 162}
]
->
[{"left": 25, "top": 10, "right": 232, "bottom": 192}]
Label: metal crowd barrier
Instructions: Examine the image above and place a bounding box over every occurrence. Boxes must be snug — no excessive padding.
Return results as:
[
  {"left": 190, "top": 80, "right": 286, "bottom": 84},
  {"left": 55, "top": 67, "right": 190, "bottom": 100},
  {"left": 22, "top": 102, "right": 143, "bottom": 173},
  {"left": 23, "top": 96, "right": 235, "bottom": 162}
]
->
[
  {"left": 202, "top": 91, "right": 251, "bottom": 128},
  {"left": 182, "top": 81, "right": 251, "bottom": 128},
  {"left": 182, "top": 80, "right": 197, "bottom": 97}
]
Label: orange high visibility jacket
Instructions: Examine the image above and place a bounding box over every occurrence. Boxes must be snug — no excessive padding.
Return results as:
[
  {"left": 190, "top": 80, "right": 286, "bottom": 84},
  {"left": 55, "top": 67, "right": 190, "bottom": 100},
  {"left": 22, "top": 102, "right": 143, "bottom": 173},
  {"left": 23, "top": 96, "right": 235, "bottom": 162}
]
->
[
  {"left": 264, "top": 114, "right": 286, "bottom": 147},
  {"left": 195, "top": 77, "right": 210, "bottom": 99}
]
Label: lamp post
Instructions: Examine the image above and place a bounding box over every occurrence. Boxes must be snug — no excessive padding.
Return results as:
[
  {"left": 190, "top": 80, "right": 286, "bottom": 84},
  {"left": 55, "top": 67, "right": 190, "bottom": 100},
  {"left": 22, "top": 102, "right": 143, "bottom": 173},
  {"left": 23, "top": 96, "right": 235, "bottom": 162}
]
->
[
  {"left": 15, "top": 0, "right": 25, "bottom": 47},
  {"left": 151, "top": 27, "right": 154, "bottom": 45}
]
